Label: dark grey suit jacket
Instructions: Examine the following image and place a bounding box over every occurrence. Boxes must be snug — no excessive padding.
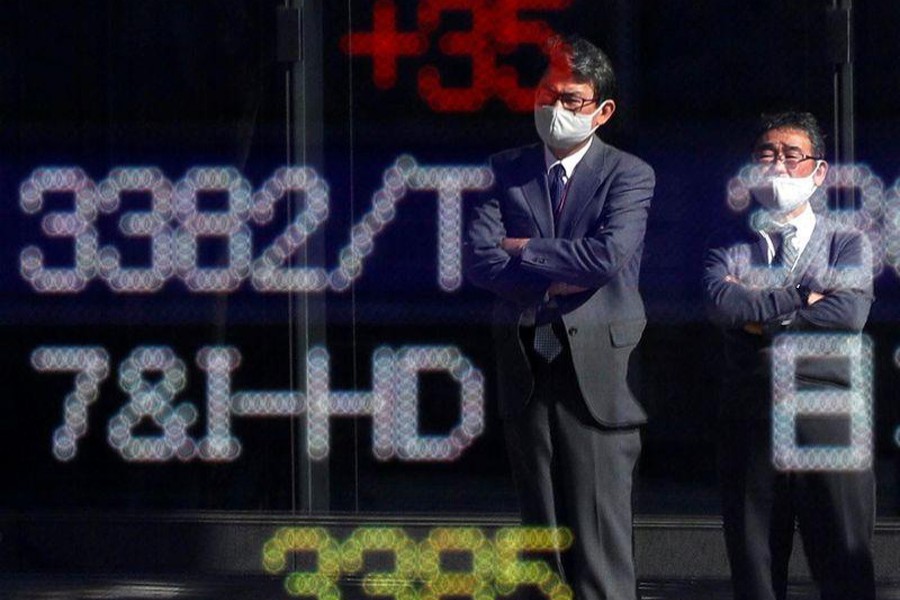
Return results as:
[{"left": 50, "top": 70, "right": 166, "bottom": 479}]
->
[
  {"left": 465, "top": 137, "right": 655, "bottom": 426},
  {"left": 703, "top": 212, "right": 874, "bottom": 419}
]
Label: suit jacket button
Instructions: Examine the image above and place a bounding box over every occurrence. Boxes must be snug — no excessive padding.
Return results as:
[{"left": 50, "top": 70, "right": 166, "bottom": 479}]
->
[{"left": 567, "top": 327, "right": 577, "bottom": 336}]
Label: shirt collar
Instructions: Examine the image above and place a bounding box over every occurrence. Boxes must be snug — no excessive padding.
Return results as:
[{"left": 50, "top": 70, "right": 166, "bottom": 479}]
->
[
  {"left": 788, "top": 202, "right": 816, "bottom": 239},
  {"left": 544, "top": 136, "right": 593, "bottom": 178},
  {"left": 779, "top": 202, "right": 817, "bottom": 246},
  {"left": 759, "top": 202, "right": 817, "bottom": 265}
]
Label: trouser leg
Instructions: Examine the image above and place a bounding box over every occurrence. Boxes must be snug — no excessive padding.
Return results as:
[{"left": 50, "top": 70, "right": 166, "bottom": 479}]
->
[
  {"left": 718, "top": 420, "right": 794, "bottom": 600},
  {"left": 505, "top": 392, "right": 557, "bottom": 528},
  {"left": 505, "top": 390, "right": 567, "bottom": 600},
  {"left": 794, "top": 468, "right": 876, "bottom": 600},
  {"left": 553, "top": 393, "right": 641, "bottom": 600},
  {"left": 506, "top": 353, "right": 641, "bottom": 600}
]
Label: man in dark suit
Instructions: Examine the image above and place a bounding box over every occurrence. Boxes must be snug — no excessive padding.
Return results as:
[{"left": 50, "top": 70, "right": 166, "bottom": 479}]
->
[
  {"left": 704, "top": 111, "right": 875, "bottom": 600},
  {"left": 465, "top": 35, "right": 654, "bottom": 600}
]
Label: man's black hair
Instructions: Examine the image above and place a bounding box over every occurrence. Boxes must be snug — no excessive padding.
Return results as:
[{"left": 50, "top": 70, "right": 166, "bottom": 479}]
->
[
  {"left": 755, "top": 111, "right": 827, "bottom": 158},
  {"left": 540, "top": 35, "right": 617, "bottom": 102}
]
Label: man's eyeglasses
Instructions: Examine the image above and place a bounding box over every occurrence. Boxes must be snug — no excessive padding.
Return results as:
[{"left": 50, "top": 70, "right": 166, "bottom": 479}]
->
[
  {"left": 535, "top": 87, "right": 599, "bottom": 112},
  {"left": 752, "top": 148, "right": 823, "bottom": 170}
]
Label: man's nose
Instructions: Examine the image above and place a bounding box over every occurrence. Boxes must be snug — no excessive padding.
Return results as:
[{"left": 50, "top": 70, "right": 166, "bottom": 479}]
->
[{"left": 768, "top": 157, "right": 790, "bottom": 176}]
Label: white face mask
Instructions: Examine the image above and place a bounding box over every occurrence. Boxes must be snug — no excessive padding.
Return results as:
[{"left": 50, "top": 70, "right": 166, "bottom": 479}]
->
[
  {"left": 751, "top": 161, "right": 823, "bottom": 215},
  {"left": 534, "top": 102, "right": 607, "bottom": 151}
]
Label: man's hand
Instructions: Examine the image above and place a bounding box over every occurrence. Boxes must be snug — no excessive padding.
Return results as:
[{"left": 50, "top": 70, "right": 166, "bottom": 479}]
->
[
  {"left": 808, "top": 291, "right": 825, "bottom": 305},
  {"left": 743, "top": 322, "right": 764, "bottom": 335},
  {"left": 500, "top": 237, "right": 530, "bottom": 257},
  {"left": 547, "top": 281, "right": 590, "bottom": 297},
  {"left": 722, "top": 274, "right": 764, "bottom": 333}
]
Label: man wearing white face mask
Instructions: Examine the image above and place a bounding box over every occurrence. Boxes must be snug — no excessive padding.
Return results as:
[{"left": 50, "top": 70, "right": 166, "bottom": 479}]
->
[
  {"left": 704, "top": 112, "right": 875, "bottom": 600},
  {"left": 466, "top": 35, "right": 654, "bottom": 600}
]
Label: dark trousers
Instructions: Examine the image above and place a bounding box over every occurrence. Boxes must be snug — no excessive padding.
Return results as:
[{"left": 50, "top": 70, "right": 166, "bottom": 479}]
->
[
  {"left": 504, "top": 339, "right": 641, "bottom": 600},
  {"left": 718, "top": 419, "right": 875, "bottom": 600}
]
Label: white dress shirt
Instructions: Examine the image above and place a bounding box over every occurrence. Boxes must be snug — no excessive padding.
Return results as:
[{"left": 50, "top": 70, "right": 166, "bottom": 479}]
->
[
  {"left": 544, "top": 136, "right": 594, "bottom": 182},
  {"left": 760, "top": 202, "right": 817, "bottom": 269}
]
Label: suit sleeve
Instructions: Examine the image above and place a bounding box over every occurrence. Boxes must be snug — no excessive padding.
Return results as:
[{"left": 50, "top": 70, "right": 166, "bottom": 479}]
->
[
  {"left": 464, "top": 167, "right": 550, "bottom": 307},
  {"left": 790, "top": 231, "right": 873, "bottom": 332},
  {"left": 703, "top": 239, "right": 805, "bottom": 328},
  {"left": 516, "top": 157, "right": 654, "bottom": 288}
]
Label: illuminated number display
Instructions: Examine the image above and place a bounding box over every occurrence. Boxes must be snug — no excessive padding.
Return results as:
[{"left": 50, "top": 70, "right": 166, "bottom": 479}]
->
[
  {"left": 34, "top": 344, "right": 485, "bottom": 463},
  {"left": 772, "top": 334, "right": 874, "bottom": 472},
  {"left": 20, "top": 158, "right": 492, "bottom": 294},
  {"left": 26, "top": 161, "right": 900, "bottom": 295},
  {"left": 262, "top": 526, "right": 573, "bottom": 600},
  {"left": 341, "top": 0, "right": 572, "bottom": 112},
  {"left": 21, "top": 159, "right": 900, "bottom": 462}
]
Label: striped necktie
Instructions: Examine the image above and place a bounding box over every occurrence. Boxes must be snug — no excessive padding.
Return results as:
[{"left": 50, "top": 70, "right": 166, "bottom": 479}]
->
[{"left": 779, "top": 224, "right": 799, "bottom": 269}]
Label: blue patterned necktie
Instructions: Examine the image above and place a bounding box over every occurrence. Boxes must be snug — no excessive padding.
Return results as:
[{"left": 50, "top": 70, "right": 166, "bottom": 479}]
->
[
  {"left": 533, "top": 164, "right": 567, "bottom": 363},
  {"left": 548, "top": 163, "right": 566, "bottom": 218},
  {"left": 534, "top": 320, "right": 562, "bottom": 363}
]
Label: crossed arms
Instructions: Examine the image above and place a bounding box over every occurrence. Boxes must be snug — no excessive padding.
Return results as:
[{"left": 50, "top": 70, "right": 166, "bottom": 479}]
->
[
  {"left": 703, "top": 228, "right": 873, "bottom": 334},
  {"left": 465, "top": 156, "right": 654, "bottom": 307}
]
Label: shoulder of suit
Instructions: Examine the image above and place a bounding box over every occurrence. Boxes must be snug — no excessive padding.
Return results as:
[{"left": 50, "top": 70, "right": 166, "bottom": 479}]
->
[
  {"left": 812, "top": 210, "right": 836, "bottom": 227},
  {"left": 811, "top": 215, "right": 872, "bottom": 272},
  {"left": 590, "top": 138, "right": 655, "bottom": 180},
  {"left": 812, "top": 211, "right": 866, "bottom": 240},
  {"left": 489, "top": 138, "right": 654, "bottom": 178}
]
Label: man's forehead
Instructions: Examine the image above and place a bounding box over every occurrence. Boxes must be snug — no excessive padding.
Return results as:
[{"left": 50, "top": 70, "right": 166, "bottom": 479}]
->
[
  {"left": 540, "top": 66, "right": 592, "bottom": 90},
  {"left": 755, "top": 127, "right": 813, "bottom": 150}
]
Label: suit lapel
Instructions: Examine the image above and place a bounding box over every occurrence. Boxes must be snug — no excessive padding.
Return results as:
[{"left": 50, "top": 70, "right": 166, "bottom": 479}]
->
[
  {"left": 752, "top": 234, "right": 769, "bottom": 266},
  {"left": 787, "top": 214, "right": 829, "bottom": 284},
  {"left": 518, "top": 147, "right": 554, "bottom": 238},
  {"left": 557, "top": 137, "right": 607, "bottom": 236}
]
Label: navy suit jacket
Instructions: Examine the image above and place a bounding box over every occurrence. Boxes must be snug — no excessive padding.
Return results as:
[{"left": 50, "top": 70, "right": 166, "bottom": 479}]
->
[
  {"left": 465, "top": 137, "right": 655, "bottom": 426},
  {"left": 703, "top": 211, "right": 874, "bottom": 419}
]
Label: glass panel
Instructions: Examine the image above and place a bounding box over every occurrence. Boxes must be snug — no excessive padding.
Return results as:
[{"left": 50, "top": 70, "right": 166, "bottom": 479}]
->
[
  {"left": 2, "top": 0, "right": 898, "bottom": 528},
  {"left": 1, "top": 0, "right": 310, "bottom": 511}
]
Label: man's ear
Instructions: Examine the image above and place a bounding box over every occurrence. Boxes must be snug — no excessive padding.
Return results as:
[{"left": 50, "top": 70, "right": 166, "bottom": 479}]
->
[
  {"left": 592, "top": 100, "right": 616, "bottom": 128},
  {"left": 813, "top": 160, "right": 828, "bottom": 186}
]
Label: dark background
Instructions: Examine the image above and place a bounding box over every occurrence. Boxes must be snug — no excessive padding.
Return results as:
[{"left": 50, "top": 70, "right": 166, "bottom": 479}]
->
[{"left": 1, "top": 0, "right": 899, "bottom": 517}]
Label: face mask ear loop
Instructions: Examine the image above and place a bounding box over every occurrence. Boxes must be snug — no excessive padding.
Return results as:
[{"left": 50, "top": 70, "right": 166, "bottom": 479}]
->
[
  {"left": 587, "top": 100, "right": 609, "bottom": 120},
  {"left": 813, "top": 159, "right": 826, "bottom": 181},
  {"left": 803, "top": 160, "right": 825, "bottom": 190}
]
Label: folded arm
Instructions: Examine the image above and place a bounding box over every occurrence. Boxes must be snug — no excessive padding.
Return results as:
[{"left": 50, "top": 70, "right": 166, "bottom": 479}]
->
[
  {"left": 516, "top": 160, "right": 655, "bottom": 288},
  {"left": 703, "top": 246, "right": 804, "bottom": 328},
  {"left": 790, "top": 233, "right": 873, "bottom": 332},
  {"left": 464, "top": 194, "right": 549, "bottom": 307},
  {"left": 704, "top": 229, "right": 873, "bottom": 333}
]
